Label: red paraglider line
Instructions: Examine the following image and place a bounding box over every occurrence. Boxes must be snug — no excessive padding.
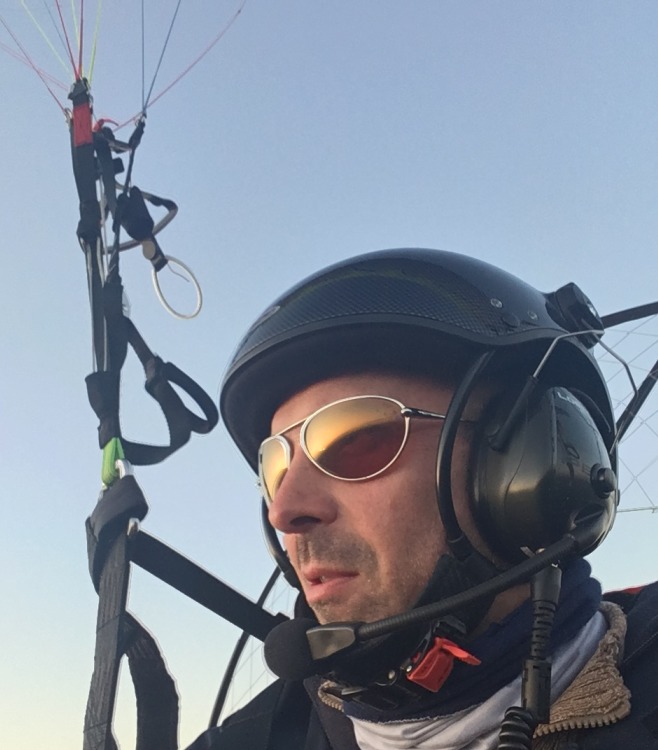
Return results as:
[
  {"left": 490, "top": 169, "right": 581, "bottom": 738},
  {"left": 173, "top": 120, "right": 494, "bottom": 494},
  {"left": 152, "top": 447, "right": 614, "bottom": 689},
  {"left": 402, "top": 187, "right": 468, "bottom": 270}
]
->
[
  {"left": 54, "top": 0, "right": 79, "bottom": 78},
  {"left": 2, "top": 0, "right": 248, "bottom": 129},
  {"left": 0, "top": 15, "right": 67, "bottom": 112},
  {"left": 0, "top": 39, "right": 68, "bottom": 90},
  {"left": 147, "top": 0, "right": 247, "bottom": 110},
  {"left": 114, "top": 0, "right": 248, "bottom": 129}
]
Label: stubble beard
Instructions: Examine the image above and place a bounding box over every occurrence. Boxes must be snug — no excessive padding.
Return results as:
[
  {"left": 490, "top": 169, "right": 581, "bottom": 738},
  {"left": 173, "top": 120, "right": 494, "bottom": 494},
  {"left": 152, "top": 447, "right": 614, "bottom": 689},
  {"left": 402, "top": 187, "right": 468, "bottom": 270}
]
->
[{"left": 295, "top": 531, "right": 430, "bottom": 624}]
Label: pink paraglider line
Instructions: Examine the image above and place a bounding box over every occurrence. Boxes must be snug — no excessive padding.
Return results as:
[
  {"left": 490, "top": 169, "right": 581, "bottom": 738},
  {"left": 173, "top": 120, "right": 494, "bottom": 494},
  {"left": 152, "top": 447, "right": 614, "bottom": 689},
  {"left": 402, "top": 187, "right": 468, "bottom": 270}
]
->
[
  {"left": 114, "top": 0, "right": 248, "bottom": 130},
  {"left": 54, "top": 0, "right": 79, "bottom": 78},
  {"left": 0, "top": 16, "right": 67, "bottom": 113}
]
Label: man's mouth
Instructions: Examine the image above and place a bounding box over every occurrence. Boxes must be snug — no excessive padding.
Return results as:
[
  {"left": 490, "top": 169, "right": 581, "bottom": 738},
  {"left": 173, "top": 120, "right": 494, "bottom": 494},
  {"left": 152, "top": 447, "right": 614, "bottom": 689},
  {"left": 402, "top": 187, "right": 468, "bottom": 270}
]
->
[
  {"left": 302, "top": 568, "right": 358, "bottom": 602},
  {"left": 304, "top": 566, "right": 356, "bottom": 582}
]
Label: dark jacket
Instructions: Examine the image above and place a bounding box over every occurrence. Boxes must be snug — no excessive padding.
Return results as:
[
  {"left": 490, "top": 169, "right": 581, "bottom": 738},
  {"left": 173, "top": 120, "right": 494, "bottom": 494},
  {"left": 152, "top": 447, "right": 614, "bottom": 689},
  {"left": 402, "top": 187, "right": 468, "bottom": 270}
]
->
[{"left": 187, "top": 583, "right": 658, "bottom": 750}]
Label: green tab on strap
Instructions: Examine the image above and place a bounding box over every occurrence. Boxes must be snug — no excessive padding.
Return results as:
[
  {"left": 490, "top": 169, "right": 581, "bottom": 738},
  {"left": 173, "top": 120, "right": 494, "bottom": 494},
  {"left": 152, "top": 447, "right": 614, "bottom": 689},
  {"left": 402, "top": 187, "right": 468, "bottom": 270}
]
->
[{"left": 102, "top": 437, "right": 125, "bottom": 486}]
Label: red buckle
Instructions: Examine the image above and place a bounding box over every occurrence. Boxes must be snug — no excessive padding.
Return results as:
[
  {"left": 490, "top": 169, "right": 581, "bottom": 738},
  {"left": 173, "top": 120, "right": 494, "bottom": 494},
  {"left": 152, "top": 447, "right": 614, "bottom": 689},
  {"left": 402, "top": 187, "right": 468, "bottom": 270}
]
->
[{"left": 407, "top": 637, "right": 481, "bottom": 693}]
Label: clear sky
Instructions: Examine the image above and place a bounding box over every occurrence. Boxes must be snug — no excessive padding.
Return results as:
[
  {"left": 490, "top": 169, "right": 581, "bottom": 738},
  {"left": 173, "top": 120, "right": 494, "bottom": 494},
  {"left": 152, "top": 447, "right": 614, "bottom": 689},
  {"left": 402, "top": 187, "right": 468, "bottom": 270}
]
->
[{"left": 1, "top": 2, "right": 658, "bottom": 748}]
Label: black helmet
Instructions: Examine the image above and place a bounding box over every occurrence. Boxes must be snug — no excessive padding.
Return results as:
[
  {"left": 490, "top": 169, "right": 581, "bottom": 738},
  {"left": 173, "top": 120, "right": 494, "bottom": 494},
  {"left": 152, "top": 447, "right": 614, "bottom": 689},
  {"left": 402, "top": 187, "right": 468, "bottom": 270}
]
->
[{"left": 221, "top": 248, "right": 614, "bottom": 471}]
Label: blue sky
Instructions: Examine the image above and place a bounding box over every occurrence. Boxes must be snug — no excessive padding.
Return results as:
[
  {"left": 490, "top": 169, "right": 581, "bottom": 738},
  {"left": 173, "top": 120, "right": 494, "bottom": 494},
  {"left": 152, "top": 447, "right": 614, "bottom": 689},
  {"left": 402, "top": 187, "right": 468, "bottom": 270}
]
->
[{"left": 2, "top": 2, "right": 658, "bottom": 748}]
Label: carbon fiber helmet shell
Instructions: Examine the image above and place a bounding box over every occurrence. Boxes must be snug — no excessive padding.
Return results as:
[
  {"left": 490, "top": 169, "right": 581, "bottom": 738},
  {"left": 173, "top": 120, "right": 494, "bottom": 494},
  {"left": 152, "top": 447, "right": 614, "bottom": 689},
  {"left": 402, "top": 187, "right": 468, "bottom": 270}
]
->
[{"left": 220, "top": 248, "right": 614, "bottom": 472}]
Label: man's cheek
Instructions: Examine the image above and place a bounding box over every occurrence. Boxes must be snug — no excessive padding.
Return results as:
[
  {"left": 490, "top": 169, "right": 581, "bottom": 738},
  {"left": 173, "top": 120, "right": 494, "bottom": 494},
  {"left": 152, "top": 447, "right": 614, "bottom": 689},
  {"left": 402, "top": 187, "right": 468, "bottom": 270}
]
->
[{"left": 283, "top": 537, "right": 299, "bottom": 567}]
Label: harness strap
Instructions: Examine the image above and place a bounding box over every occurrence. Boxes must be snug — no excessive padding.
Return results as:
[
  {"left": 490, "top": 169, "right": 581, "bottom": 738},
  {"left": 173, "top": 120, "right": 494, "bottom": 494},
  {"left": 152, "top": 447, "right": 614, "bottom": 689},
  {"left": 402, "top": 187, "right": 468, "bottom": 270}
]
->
[
  {"left": 85, "top": 476, "right": 179, "bottom": 750},
  {"left": 85, "top": 475, "right": 287, "bottom": 750},
  {"left": 83, "top": 559, "right": 179, "bottom": 750},
  {"left": 83, "top": 528, "right": 130, "bottom": 750},
  {"left": 132, "top": 531, "right": 287, "bottom": 640},
  {"left": 85, "top": 285, "right": 218, "bottom": 466},
  {"left": 87, "top": 475, "right": 148, "bottom": 587},
  {"left": 125, "top": 613, "right": 179, "bottom": 750}
]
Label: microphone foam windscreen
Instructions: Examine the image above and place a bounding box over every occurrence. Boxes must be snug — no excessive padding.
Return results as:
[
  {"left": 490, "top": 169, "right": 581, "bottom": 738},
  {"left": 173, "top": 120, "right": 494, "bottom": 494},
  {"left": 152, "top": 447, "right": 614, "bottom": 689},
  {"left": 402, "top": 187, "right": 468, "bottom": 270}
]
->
[{"left": 263, "top": 618, "right": 320, "bottom": 681}]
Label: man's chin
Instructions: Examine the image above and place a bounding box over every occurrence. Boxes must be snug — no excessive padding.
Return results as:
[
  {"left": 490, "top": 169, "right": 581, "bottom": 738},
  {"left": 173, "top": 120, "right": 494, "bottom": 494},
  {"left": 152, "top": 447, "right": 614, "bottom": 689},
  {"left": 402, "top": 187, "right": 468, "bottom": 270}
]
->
[{"left": 311, "top": 598, "right": 398, "bottom": 625}]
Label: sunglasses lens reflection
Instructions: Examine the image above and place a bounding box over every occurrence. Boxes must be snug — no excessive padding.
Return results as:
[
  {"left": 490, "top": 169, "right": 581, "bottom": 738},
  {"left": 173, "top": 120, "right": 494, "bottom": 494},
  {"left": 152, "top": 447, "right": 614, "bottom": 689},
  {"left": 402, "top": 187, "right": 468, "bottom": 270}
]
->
[
  {"left": 260, "top": 436, "right": 288, "bottom": 504},
  {"left": 306, "top": 397, "right": 406, "bottom": 479}
]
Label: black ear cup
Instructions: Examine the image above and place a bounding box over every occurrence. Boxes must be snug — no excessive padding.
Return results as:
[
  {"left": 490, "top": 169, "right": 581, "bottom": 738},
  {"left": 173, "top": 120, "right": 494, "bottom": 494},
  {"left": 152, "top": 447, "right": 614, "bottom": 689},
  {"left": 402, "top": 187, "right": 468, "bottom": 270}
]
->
[{"left": 471, "top": 386, "right": 617, "bottom": 563}]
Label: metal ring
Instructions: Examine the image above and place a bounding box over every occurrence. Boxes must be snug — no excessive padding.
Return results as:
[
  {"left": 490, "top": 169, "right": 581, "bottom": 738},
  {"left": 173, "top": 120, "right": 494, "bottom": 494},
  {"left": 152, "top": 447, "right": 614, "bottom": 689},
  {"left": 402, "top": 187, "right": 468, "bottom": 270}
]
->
[{"left": 151, "top": 255, "right": 203, "bottom": 319}]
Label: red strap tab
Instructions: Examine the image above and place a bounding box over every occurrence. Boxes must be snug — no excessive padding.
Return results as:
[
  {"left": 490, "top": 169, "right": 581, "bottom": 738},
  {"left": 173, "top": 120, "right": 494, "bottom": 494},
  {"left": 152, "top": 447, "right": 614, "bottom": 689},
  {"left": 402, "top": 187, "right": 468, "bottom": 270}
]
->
[{"left": 407, "top": 637, "right": 481, "bottom": 693}]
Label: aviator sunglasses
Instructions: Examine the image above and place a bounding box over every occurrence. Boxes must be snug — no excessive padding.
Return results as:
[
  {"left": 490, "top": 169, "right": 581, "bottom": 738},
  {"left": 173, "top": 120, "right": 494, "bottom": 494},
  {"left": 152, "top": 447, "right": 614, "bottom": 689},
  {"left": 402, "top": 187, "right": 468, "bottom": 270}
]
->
[{"left": 258, "top": 394, "right": 451, "bottom": 506}]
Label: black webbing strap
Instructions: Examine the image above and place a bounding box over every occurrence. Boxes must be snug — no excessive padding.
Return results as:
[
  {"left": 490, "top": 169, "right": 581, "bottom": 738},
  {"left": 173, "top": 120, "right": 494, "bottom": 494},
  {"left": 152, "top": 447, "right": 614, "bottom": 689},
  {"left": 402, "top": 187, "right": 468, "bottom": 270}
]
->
[
  {"left": 85, "top": 475, "right": 288, "bottom": 750},
  {"left": 83, "top": 527, "right": 131, "bottom": 750},
  {"left": 125, "top": 613, "right": 179, "bottom": 750},
  {"left": 85, "top": 284, "right": 219, "bottom": 465},
  {"left": 132, "top": 531, "right": 288, "bottom": 641},
  {"left": 73, "top": 104, "right": 217, "bottom": 466},
  {"left": 93, "top": 125, "right": 178, "bottom": 262},
  {"left": 85, "top": 476, "right": 179, "bottom": 750},
  {"left": 84, "top": 543, "right": 178, "bottom": 750}
]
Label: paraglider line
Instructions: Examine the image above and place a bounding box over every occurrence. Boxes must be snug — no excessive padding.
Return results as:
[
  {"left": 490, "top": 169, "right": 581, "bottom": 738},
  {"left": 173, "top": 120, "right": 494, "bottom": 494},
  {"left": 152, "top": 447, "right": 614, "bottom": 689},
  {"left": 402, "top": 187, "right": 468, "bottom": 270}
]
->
[
  {"left": 19, "top": 0, "right": 70, "bottom": 77},
  {"left": 54, "top": 0, "right": 79, "bottom": 77},
  {"left": 141, "top": 0, "right": 145, "bottom": 110},
  {"left": 77, "top": 0, "right": 84, "bottom": 78},
  {"left": 0, "top": 38, "right": 68, "bottom": 91},
  {"left": 87, "top": 0, "right": 102, "bottom": 83},
  {"left": 0, "top": 15, "right": 67, "bottom": 112},
  {"left": 144, "top": 0, "right": 247, "bottom": 113},
  {"left": 39, "top": 0, "right": 71, "bottom": 67},
  {"left": 142, "top": 0, "right": 183, "bottom": 111}
]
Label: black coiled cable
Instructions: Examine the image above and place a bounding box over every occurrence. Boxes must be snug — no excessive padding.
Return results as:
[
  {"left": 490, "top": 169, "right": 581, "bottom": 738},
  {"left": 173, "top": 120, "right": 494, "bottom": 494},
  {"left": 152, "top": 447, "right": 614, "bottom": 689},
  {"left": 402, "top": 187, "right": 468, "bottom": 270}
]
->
[
  {"left": 497, "top": 707, "right": 537, "bottom": 750},
  {"left": 497, "top": 565, "right": 563, "bottom": 749}
]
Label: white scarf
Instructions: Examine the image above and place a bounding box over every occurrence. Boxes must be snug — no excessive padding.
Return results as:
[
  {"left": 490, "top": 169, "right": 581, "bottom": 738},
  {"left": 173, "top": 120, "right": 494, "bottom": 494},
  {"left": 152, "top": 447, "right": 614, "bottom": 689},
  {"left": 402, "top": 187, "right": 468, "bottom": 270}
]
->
[{"left": 349, "top": 611, "right": 606, "bottom": 750}]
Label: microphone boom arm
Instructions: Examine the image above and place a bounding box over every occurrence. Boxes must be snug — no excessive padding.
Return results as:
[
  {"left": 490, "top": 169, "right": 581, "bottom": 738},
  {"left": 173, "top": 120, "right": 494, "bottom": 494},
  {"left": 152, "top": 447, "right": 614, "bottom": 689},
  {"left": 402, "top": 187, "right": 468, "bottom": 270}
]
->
[{"left": 307, "top": 515, "right": 603, "bottom": 661}]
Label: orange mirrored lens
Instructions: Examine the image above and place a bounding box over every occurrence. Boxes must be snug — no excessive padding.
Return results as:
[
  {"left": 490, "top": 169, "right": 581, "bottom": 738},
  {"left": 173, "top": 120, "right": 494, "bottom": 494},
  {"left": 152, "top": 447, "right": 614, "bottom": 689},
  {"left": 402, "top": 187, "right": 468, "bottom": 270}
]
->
[
  {"left": 259, "top": 397, "right": 410, "bottom": 504},
  {"left": 304, "top": 397, "right": 406, "bottom": 479}
]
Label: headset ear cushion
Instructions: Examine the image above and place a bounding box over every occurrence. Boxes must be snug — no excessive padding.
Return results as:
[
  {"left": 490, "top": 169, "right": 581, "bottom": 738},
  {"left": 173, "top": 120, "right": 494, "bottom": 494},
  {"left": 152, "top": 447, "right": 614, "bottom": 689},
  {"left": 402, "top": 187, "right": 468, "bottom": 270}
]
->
[{"left": 471, "top": 386, "right": 617, "bottom": 563}]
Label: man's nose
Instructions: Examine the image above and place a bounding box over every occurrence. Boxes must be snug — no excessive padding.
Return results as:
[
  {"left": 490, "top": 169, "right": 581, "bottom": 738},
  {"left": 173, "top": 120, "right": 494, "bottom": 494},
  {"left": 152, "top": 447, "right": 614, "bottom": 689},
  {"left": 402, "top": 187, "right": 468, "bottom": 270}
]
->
[{"left": 267, "top": 448, "right": 339, "bottom": 534}]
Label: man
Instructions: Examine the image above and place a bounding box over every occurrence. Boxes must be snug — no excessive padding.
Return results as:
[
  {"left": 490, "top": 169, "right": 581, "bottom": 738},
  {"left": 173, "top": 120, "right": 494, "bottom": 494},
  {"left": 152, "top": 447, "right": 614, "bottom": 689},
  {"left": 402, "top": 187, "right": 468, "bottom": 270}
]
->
[{"left": 190, "top": 248, "right": 658, "bottom": 749}]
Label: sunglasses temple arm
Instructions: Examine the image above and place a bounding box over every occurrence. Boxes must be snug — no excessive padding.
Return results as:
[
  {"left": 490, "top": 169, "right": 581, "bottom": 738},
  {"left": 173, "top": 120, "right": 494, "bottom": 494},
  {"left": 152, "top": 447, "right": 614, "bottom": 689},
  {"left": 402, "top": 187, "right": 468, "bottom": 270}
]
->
[{"left": 402, "top": 407, "right": 446, "bottom": 420}]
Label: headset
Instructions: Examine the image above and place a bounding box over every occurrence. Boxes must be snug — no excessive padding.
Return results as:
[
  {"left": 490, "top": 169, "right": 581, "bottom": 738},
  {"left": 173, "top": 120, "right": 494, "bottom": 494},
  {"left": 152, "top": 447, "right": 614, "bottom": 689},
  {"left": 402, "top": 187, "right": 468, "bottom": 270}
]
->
[{"left": 437, "top": 346, "right": 618, "bottom": 567}]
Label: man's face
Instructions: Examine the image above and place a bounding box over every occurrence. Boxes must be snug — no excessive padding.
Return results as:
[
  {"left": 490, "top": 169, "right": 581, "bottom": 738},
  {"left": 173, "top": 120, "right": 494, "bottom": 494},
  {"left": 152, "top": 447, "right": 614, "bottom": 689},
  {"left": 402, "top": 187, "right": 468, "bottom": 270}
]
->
[{"left": 267, "top": 371, "right": 470, "bottom": 624}]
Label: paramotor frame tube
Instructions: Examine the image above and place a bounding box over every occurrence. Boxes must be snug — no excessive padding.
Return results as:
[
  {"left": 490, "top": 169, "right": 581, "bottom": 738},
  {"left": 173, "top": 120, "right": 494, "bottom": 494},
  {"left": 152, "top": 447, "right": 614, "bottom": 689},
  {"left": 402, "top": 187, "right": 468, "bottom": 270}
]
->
[{"left": 600, "top": 303, "right": 658, "bottom": 444}]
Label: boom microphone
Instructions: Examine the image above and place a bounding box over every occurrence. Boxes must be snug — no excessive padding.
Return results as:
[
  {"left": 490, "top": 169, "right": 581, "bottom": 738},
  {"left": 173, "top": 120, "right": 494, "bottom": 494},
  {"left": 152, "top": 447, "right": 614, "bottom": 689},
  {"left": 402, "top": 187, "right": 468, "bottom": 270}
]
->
[{"left": 264, "top": 617, "right": 326, "bottom": 681}]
